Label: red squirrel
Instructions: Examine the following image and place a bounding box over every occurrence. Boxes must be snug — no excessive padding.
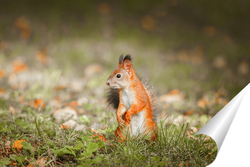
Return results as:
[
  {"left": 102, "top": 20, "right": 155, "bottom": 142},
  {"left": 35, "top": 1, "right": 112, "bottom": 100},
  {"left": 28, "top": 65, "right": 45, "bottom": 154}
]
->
[{"left": 106, "top": 55, "right": 158, "bottom": 141}]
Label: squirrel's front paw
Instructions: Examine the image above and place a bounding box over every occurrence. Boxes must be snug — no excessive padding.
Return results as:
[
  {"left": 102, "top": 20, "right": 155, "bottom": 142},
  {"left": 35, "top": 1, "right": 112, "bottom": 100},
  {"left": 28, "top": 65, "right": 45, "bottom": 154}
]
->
[{"left": 125, "top": 113, "right": 131, "bottom": 122}]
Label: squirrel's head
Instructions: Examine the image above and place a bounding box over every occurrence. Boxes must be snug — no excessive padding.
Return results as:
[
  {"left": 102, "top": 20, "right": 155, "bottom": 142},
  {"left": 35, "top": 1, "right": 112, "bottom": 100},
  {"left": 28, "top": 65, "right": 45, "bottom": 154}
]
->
[{"left": 106, "top": 54, "right": 133, "bottom": 89}]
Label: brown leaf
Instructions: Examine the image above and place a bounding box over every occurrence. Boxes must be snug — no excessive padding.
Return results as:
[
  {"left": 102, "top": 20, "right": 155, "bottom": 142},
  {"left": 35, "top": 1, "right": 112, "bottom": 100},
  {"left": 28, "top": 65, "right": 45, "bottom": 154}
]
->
[
  {"left": 160, "top": 111, "right": 166, "bottom": 119},
  {"left": 9, "top": 106, "right": 18, "bottom": 114},
  {"left": 184, "top": 110, "right": 194, "bottom": 116},
  {"left": 0, "top": 41, "right": 8, "bottom": 51},
  {"left": 238, "top": 61, "right": 249, "bottom": 75},
  {"left": 213, "top": 56, "right": 226, "bottom": 68},
  {"left": 160, "top": 89, "right": 184, "bottom": 103},
  {"left": 204, "top": 26, "right": 216, "bottom": 37},
  {"left": 141, "top": 15, "right": 155, "bottom": 31},
  {"left": 197, "top": 96, "right": 210, "bottom": 109},
  {"left": 18, "top": 95, "right": 26, "bottom": 105},
  {"left": 36, "top": 51, "right": 49, "bottom": 65},
  {"left": 171, "top": 0, "right": 178, "bottom": 6},
  {"left": 97, "top": 3, "right": 111, "bottom": 14},
  {"left": 54, "top": 85, "right": 67, "bottom": 91},
  {"left": 84, "top": 64, "right": 103, "bottom": 78},
  {"left": 14, "top": 17, "right": 31, "bottom": 39}
]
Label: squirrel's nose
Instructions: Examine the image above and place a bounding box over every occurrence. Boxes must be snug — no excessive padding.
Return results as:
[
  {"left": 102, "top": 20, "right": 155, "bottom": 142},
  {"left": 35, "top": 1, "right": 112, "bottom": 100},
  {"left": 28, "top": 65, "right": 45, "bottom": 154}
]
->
[{"left": 106, "top": 81, "right": 110, "bottom": 86}]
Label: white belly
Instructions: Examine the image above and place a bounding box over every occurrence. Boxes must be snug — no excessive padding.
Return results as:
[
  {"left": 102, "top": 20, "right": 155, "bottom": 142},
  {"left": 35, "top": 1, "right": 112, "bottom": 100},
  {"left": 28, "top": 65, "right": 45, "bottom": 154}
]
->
[{"left": 130, "top": 110, "right": 145, "bottom": 136}]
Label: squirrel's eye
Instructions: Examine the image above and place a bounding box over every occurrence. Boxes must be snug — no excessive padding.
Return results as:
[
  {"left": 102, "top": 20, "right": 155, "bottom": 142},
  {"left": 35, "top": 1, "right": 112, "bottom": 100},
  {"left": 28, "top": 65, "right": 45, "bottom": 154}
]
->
[{"left": 116, "top": 74, "right": 121, "bottom": 78}]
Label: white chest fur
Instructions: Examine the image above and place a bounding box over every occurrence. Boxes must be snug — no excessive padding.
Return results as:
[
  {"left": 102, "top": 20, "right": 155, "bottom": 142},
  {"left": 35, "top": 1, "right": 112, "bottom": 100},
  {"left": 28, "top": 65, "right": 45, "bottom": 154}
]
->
[
  {"left": 121, "top": 89, "right": 133, "bottom": 110},
  {"left": 120, "top": 88, "right": 145, "bottom": 136}
]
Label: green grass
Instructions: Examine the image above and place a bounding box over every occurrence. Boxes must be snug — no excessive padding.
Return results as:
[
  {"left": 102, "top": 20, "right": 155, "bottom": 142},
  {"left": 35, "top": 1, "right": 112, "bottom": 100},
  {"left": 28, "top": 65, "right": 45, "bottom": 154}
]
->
[{"left": 0, "top": 105, "right": 217, "bottom": 167}]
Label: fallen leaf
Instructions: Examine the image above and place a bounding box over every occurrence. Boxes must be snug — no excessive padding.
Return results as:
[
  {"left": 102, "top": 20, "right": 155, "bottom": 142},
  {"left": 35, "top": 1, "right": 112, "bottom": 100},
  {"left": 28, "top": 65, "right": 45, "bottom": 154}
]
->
[
  {"left": 197, "top": 96, "right": 210, "bottom": 109},
  {"left": 238, "top": 61, "right": 249, "bottom": 75},
  {"left": 12, "top": 61, "right": 29, "bottom": 73},
  {"left": 0, "top": 88, "right": 5, "bottom": 94},
  {"left": 160, "top": 89, "right": 184, "bottom": 103},
  {"left": 171, "top": 0, "right": 178, "bottom": 6},
  {"left": 84, "top": 64, "right": 103, "bottom": 79},
  {"left": 213, "top": 56, "right": 226, "bottom": 68},
  {"left": 12, "top": 139, "right": 26, "bottom": 151},
  {"left": 184, "top": 110, "right": 194, "bottom": 116},
  {"left": 0, "top": 41, "right": 8, "bottom": 51},
  {"left": 179, "top": 162, "right": 184, "bottom": 167},
  {"left": 9, "top": 106, "right": 18, "bottom": 114},
  {"left": 29, "top": 99, "right": 45, "bottom": 110},
  {"left": 160, "top": 111, "right": 166, "bottom": 119},
  {"left": 36, "top": 51, "right": 49, "bottom": 65},
  {"left": 141, "top": 15, "right": 155, "bottom": 31},
  {"left": 14, "top": 17, "right": 31, "bottom": 39},
  {"left": 18, "top": 95, "right": 26, "bottom": 104},
  {"left": 223, "top": 36, "right": 233, "bottom": 45},
  {"left": 204, "top": 26, "right": 216, "bottom": 37},
  {"left": 54, "top": 85, "right": 67, "bottom": 91},
  {"left": 97, "top": 3, "right": 111, "bottom": 14},
  {"left": 0, "top": 69, "right": 6, "bottom": 78}
]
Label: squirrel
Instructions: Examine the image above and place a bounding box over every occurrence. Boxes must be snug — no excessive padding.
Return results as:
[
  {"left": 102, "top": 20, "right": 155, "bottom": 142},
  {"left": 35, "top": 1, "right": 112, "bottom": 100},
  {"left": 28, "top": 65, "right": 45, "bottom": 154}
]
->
[{"left": 106, "top": 55, "right": 158, "bottom": 141}]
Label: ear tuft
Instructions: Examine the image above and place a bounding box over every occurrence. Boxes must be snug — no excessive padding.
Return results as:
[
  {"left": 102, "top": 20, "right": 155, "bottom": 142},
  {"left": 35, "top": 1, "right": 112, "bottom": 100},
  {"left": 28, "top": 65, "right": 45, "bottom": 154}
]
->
[
  {"left": 122, "top": 55, "right": 133, "bottom": 74},
  {"left": 123, "top": 55, "right": 132, "bottom": 62},
  {"left": 118, "top": 54, "right": 124, "bottom": 67}
]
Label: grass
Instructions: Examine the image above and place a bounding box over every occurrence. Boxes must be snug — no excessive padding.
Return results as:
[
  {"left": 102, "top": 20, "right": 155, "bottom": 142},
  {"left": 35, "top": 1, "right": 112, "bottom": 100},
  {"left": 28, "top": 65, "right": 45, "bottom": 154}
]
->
[{"left": 0, "top": 105, "right": 217, "bottom": 167}]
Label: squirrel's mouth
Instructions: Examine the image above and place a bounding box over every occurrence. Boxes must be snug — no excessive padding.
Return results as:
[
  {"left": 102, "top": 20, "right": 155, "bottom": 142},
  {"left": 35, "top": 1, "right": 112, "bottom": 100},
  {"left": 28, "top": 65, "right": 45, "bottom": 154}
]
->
[{"left": 110, "top": 84, "right": 119, "bottom": 89}]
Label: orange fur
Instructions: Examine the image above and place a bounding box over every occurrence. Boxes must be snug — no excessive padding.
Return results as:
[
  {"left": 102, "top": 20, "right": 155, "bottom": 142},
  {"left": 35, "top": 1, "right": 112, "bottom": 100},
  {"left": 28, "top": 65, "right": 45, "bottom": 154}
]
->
[{"left": 107, "top": 55, "right": 158, "bottom": 142}]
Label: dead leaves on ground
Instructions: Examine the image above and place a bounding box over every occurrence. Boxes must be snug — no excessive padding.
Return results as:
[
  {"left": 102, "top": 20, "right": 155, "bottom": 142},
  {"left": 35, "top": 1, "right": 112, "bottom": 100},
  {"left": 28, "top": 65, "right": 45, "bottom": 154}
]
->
[
  {"left": 12, "top": 61, "right": 29, "bottom": 74},
  {"left": 14, "top": 17, "right": 32, "bottom": 40},
  {"left": 160, "top": 89, "right": 185, "bottom": 104}
]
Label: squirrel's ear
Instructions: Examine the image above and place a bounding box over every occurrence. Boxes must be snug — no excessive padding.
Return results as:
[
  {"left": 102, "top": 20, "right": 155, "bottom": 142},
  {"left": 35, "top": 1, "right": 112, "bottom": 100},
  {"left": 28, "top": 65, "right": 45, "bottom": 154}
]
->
[
  {"left": 122, "top": 55, "right": 132, "bottom": 75},
  {"left": 118, "top": 54, "right": 123, "bottom": 67}
]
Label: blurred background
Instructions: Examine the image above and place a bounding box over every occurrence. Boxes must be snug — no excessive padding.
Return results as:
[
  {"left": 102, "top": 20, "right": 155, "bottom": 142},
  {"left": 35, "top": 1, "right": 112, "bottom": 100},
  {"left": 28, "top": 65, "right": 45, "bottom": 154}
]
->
[{"left": 0, "top": 0, "right": 250, "bottom": 124}]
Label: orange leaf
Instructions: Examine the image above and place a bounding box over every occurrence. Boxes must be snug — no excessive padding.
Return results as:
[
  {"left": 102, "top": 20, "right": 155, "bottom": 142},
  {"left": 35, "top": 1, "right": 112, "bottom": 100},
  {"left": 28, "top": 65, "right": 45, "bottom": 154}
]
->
[
  {"left": 179, "top": 162, "right": 184, "bottom": 167},
  {"left": 141, "top": 15, "right": 155, "bottom": 31},
  {"left": 168, "top": 89, "right": 181, "bottom": 95},
  {"left": 197, "top": 97, "right": 210, "bottom": 109},
  {"left": 0, "top": 88, "right": 4, "bottom": 94},
  {"left": 204, "top": 26, "right": 216, "bottom": 37},
  {"left": 60, "top": 124, "right": 69, "bottom": 130},
  {"left": 12, "top": 62, "right": 29, "bottom": 73},
  {"left": 12, "top": 139, "right": 26, "bottom": 151},
  {"left": 36, "top": 51, "right": 49, "bottom": 65},
  {"left": 9, "top": 106, "right": 18, "bottom": 114},
  {"left": 184, "top": 110, "right": 194, "bottom": 116},
  {"left": 14, "top": 17, "right": 31, "bottom": 39},
  {"left": 0, "top": 69, "right": 6, "bottom": 78},
  {"left": 97, "top": 3, "right": 111, "bottom": 14},
  {"left": 19, "top": 95, "right": 25, "bottom": 104},
  {"left": 54, "top": 85, "right": 66, "bottom": 91},
  {"left": 0, "top": 41, "right": 8, "bottom": 51},
  {"left": 29, "top": 99, "right": 45, "bottom": 109}
]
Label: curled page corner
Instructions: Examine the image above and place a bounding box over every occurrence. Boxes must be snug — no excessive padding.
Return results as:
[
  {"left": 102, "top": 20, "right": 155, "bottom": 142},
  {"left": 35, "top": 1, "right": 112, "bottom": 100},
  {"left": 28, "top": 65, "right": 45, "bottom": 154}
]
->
[{"left": 195, "top": 83, "right": 250, "bottom": 166}]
